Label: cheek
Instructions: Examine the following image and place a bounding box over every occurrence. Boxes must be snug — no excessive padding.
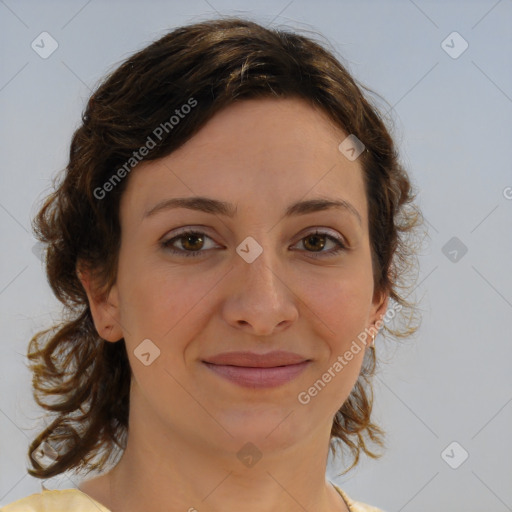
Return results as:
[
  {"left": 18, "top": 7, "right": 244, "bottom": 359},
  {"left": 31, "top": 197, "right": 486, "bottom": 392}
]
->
[
  {"left": 298, "top": 272, "right": 372, "bottom": 409},
  {"left": 116, "top": 254, "right": 216, "bottom": 345},
  {"left": 116, "top": 262, "right": 209, "bottom": 393},
  {"left": 295, "top": 261, "right": 374, "bottom": 343}
]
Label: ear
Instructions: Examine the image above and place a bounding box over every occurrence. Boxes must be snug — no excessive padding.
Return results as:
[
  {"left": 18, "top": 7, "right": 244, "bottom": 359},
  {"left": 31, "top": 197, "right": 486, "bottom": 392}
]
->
[
  {"left": 76, "top": 264, "right": 123, "bottom": 342},
  {"left": 369, "top": 288, "right": 390, "bottom": 332}
]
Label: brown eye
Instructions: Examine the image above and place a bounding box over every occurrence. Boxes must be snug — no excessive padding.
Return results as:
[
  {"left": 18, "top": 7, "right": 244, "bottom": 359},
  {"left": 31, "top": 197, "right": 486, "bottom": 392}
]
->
[
  {"left": 179, "top": 233, "right": 205, "bottom": 251},
  {"left": 162, "top": 230, "right": 218, "bottom": 257},
  {"left": 303, "top": 233, "right": 327, "bottom": 252},
  {"left": 294, "top": 230, "right": 346, "bottom": 258}
]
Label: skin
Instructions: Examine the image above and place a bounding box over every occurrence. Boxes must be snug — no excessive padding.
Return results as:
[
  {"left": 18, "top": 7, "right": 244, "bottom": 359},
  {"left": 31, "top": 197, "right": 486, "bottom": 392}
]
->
[{"left": 78, "top": 97, "right": 389, "bottom": 512}]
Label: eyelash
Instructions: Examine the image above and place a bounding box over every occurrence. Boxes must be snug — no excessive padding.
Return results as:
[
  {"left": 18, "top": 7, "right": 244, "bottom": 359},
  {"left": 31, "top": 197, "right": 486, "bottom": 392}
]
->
[{"left": 161, "top": 229, "right": 346, "bottom": 258}]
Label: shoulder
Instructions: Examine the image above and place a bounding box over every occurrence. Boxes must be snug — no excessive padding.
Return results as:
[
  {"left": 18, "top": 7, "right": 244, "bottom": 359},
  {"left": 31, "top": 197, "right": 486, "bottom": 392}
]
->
[
  {"left": 1, "top": 489, "right": 111, "bottom": 512},
  {"left": 332, "top": 484, "right": 386, "bottom": 512}
]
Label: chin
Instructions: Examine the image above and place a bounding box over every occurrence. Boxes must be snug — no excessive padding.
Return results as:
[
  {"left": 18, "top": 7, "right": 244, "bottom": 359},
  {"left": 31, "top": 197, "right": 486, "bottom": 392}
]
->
[{"left": 220, "top": 411, "right": 307, "bottom": 448}]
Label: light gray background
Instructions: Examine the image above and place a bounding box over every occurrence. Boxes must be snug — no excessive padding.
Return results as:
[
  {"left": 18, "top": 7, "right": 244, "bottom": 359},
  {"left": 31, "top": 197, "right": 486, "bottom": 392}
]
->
[{"left": 1, "top": 1, "right": 511, "bottom": 511}]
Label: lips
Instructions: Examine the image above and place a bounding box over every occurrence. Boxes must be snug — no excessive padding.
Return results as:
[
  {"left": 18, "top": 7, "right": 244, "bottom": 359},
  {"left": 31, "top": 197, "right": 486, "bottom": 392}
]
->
[
  {"left": 203, "top": 350, "right": 309, "bottom": 368},
  {"left": 202, "top": 351, "right": 311, "bottom": 388}
]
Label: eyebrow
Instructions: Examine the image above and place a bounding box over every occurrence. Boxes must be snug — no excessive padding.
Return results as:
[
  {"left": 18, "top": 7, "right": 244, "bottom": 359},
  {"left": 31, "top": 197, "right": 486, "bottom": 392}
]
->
[{"left": 143, "top": 196, "right": 362, "bottom": 226}]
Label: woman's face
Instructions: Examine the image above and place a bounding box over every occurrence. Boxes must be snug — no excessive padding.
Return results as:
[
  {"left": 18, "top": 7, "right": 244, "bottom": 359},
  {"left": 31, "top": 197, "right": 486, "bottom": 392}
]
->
[{"left": 88, "top": 97, "right": 388, "bottom": 458}]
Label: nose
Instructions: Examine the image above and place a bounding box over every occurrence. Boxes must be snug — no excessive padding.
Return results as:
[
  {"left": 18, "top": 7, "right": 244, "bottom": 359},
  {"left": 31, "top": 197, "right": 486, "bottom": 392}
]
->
[{"left": 221, "top": 246, "right": 299, "bottom": 336}]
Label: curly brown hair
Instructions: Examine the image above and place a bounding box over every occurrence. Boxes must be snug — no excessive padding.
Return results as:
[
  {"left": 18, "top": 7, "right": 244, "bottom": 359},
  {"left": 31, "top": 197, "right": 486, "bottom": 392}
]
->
[{"left": 27, "top": 16, "right": 423, "bottom": 480}]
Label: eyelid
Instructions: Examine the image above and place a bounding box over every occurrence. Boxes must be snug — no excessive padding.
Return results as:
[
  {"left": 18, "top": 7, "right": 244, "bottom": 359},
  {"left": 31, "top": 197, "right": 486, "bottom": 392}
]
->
[
  {"left": 294, "top": 227, "right": 346, "bottom": 246},
  {"left": 160, "top": 225, "right": 216, "bottom": 242}
]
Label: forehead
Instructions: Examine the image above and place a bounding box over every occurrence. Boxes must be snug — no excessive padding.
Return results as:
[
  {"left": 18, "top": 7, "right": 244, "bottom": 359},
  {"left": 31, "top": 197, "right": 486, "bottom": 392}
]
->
[
  {"left": 180, "top": 97, "right": 345, "bottom": 158},
  {"left": 120, "top": 97, "right": 368, "bottom": 225}
]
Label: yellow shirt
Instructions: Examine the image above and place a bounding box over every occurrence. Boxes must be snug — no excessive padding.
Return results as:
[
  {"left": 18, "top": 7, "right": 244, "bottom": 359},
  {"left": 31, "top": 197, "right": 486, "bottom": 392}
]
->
[{"left": 0, "top": 485, "right": 384, "bottom": 511}]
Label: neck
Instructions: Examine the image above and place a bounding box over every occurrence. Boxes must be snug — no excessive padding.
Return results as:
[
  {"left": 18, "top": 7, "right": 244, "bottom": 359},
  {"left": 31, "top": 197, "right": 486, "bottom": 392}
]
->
[
  {"left": 106, "top": 429, "right": 347, "bottom": 512},
  {"left": 81, "top": 384, "right": 350, "bottom": 512}
]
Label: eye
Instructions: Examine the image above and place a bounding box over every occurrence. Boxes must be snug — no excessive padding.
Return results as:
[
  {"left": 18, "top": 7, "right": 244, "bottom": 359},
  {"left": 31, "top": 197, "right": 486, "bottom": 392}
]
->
[
  {"left": 160, "top": 228, "right": 347, "bottom": 258},
  {"left": 292, "top": 230, "right": 346, "bottom": 258},
  {"left": 161, "top": 230, "right": 219, "bottom": 258}
]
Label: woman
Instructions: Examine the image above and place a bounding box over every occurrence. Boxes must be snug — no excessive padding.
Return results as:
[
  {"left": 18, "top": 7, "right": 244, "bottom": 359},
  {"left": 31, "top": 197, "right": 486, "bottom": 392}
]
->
[{"left": 2, "top": 17, "right": 421, "bottom": 512}]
